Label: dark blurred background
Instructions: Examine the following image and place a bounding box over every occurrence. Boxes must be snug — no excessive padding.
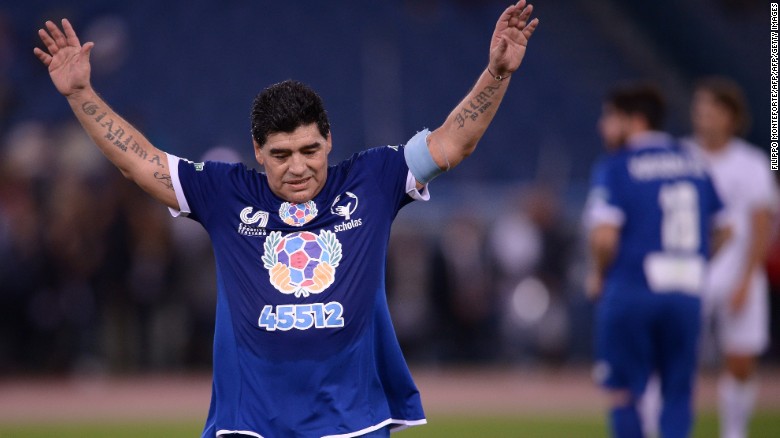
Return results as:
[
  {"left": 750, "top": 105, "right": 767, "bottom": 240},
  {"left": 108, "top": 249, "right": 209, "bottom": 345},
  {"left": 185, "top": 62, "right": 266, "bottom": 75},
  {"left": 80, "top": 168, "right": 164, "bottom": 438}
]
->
[{"left": 0, "top": 0, "right": 776, "bottom": 375}]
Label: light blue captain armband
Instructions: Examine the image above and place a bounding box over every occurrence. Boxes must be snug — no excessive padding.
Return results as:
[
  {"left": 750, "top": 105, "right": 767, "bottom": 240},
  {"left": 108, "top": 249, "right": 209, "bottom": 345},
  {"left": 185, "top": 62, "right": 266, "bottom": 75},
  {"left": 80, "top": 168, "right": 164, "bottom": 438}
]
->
[{"left": 403, "top": 128, "right": 445, "bottom": 184}]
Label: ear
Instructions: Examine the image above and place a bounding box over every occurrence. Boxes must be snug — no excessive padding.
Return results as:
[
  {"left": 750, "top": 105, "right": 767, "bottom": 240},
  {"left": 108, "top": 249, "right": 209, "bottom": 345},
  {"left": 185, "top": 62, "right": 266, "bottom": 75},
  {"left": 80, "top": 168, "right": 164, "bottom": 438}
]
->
[
  {"left": 324, "top": 131, "right": 333, "bottom": 154},
  {"left": 253, "top": 138, "right": 264, "bottom": 166}
]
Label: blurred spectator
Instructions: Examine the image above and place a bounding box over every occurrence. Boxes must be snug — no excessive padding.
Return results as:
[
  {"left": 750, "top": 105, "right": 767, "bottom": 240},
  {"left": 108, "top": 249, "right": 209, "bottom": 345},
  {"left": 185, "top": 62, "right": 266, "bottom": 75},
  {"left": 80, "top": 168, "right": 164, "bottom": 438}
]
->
[
  {"left": 386, "top": 222, "right": 436, "bottom": 362},
  {"left": 489, "top": 185, "right": 576, "bottom": 365},
  {"left": 432, "top": 210, "right": 498, "bottom": 363},
  {"left": 0, "top": 122, "right": 48, "bottom": 372}
]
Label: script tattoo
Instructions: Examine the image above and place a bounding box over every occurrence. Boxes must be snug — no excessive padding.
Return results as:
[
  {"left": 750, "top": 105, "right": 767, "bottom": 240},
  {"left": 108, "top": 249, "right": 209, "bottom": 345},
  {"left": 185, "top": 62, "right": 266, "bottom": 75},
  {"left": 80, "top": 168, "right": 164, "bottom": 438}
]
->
[
  {"left": 154, "top": 172, "right": 174, "bottom": 191},
  {"left": 454, "top": 83, "right": 501, "bottom": 129},
  {"left": 149, "top": 154, "right": 165, "bottom": 169},
  {"left": 82, "top": 101, "right": 162, "bottom": 165}
]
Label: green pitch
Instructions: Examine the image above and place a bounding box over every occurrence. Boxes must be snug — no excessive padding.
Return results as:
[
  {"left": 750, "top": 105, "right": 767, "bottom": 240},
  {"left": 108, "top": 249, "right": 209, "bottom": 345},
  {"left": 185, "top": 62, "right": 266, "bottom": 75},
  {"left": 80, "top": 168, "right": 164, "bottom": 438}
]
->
[{"left": 0, "top": 412, "right": 778, "bottom": 437}]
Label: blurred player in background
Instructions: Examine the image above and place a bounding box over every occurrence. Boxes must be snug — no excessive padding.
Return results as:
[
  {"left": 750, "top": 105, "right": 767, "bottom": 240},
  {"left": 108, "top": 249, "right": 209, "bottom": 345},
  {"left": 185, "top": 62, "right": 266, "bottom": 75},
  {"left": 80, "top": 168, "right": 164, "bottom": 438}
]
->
[
  {"left": 683, "top": 77, "right": 778, "bottom": 438},
  {"left": 584, "top": 83, "right": 725, "bottom": 438},
  {"left": 33, "top": 2, "right": 539, "bottom": 437}
]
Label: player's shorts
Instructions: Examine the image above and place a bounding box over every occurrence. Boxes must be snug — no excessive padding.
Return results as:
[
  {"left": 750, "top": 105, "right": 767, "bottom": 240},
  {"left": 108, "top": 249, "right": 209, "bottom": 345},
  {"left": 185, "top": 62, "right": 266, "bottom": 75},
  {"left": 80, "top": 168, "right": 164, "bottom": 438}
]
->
[
  {"left": 705, "top": 272, "right": 770, "bottom": 356},
  {"left": 594, "top": 289, "right": 700, "bottom": 399}
]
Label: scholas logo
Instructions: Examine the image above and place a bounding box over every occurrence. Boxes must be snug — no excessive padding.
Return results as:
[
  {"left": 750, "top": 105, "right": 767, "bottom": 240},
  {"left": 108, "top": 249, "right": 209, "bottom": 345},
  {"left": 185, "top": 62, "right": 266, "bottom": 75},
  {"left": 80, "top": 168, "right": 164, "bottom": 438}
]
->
[
  {"left": 262, "top": 230, "right": 342, "bottom": 298},
  {"left": 331, "top": 192, "right": 358, "bottom": 220},
  {"left": 331, "top": 192, "right": 363, "bottom": 233}
]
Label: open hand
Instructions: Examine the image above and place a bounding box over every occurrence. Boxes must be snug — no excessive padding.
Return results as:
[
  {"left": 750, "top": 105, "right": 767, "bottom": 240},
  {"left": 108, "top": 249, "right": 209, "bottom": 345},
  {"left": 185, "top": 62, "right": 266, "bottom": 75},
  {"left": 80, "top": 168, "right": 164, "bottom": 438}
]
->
[
  {"left": 33, "top": 19, "right": 94, "bottom": 97},
  {"left": 489, "top": 1, "right": 539, "bottom": 78}
]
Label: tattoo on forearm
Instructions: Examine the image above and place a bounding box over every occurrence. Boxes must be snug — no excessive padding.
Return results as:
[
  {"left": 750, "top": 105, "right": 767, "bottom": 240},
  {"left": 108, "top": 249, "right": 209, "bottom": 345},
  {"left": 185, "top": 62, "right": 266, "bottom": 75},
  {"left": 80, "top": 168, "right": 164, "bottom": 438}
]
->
[
  {"left": 454, "top": 83, "right": 501, "bottom": 129},
  {"left": 148, "top": 154, "right": 165, "bottom": 168},
  {"left": 153, "top": 172, "right": 174, "bottom": 191},
  {"left": 81, "top": 101, "right": 165, "bottom": 169}
]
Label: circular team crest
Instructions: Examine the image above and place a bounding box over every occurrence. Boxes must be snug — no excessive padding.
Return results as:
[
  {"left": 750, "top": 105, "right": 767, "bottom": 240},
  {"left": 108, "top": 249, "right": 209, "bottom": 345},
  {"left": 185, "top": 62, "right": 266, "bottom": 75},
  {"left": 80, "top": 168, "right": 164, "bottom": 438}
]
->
[
  {"left": 262, "top": 230, "right": 342, "bottom": 297},
  {"left": 279, "top": 201, "right": 318, "bottom": 227}
]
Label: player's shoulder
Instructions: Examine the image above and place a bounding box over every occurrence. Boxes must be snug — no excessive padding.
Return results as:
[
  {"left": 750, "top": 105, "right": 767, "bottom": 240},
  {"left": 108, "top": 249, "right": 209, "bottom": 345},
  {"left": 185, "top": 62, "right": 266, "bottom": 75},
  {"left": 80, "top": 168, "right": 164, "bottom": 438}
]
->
[
  {"left": 181, "top": 159, "right": 265, "bottom": 190},
  {"left": 590, "top": 151, "right": 629, "bottom": 184},
  {"left": 336, "top": 144, "right": 405, "bottom": 171},
  {"left": 596, "top": 148, "right": 631, "bottom": 164},
  {"left": 355, "top": 144, "right": 406, "bottom": 160},
  {"left": 728, "top": 138, "right": 771, "bottom": 168}
]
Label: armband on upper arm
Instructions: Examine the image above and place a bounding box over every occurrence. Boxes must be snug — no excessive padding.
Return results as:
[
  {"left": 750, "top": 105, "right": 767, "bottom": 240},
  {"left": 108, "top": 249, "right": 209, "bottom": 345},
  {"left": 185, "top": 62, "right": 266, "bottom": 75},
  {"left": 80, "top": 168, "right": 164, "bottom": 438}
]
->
[{"left": 403, "top": 128, "right": 444, "bottom": 184}]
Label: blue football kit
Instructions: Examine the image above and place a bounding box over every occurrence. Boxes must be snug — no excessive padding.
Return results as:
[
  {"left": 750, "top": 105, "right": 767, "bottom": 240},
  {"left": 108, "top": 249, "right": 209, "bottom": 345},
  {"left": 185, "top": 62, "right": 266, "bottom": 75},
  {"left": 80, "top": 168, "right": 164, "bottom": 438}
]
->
[
  {"left": 585, "top": 132, "right": 724, "bottom": 438},
  {"left": 168, "top": 144, "right": 428, "bottom": 438}
]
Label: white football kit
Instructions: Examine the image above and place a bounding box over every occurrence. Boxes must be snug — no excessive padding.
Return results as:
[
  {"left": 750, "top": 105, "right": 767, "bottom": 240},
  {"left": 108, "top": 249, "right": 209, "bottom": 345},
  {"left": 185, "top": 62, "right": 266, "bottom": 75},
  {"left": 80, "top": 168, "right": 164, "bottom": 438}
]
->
[{"left": 684, "top": 137, "right": 778, "bottom": 355}]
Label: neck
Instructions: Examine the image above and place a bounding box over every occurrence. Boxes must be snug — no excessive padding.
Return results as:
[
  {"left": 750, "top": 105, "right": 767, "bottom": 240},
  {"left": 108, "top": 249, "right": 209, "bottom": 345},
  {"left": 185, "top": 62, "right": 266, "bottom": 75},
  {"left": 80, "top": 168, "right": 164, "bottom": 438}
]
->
[{"left": 696, "top": 131, "right": 730, "bottom": 153}]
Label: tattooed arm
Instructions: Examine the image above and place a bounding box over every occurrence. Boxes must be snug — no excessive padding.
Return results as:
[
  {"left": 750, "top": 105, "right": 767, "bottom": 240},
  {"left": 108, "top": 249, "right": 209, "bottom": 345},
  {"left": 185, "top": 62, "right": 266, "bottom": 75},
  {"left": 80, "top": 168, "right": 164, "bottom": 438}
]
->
[
  {"left": 34, "top": 19, "right": 178, "bottom": 210},
  {"left": 422, "top": 1, "right": 539, "bottom": 187}
]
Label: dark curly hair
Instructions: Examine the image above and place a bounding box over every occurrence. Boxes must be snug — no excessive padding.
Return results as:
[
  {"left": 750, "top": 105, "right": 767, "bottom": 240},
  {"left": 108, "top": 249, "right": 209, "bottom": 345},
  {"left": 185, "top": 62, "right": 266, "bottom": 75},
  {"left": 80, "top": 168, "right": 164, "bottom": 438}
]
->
[
  {"left": 250, "top": 80, "right": 330, "bottom": 147},
  {"left": 605, "top": 82, "right": 666, "bottom": 131}
]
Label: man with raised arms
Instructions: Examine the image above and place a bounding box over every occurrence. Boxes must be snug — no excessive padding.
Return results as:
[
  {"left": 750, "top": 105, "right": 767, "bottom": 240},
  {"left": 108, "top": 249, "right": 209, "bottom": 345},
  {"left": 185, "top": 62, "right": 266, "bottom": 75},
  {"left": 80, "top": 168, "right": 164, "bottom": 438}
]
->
[{"left": 34, "top": 3, "right": 539, "bottom": 437}]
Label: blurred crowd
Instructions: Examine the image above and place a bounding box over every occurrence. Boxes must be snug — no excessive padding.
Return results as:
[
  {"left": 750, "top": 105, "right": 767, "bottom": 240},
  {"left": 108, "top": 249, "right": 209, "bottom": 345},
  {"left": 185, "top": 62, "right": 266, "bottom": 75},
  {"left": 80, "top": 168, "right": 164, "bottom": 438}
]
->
[
  {"left": 0, "top": 116, "right": 588, "bottom": 373},
  {"left": 0, "top": 120, "right": 217, "bottom": 374},
  {"left": 0, "top": 0, "right": 777, "bottom": 376},
  {"left": 2, "top": 116, "right": 780, "bottom": 375}
]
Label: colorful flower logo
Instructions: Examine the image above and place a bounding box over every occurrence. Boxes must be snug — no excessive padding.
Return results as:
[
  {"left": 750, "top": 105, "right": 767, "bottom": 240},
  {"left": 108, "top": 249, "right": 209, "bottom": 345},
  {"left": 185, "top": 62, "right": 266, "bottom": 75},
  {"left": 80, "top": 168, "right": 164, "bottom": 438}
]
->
[
  {"left": 279, "top": 201, "right": 318, "bottom": 227},
  {"left": 262, "top": 230, "right": 342, "bottom": 297}
]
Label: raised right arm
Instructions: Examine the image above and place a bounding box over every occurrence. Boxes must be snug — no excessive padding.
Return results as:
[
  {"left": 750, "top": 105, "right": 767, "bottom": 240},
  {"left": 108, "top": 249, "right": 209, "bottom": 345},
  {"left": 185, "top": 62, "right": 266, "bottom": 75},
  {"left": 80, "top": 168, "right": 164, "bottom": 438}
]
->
[{"left": 34, "top": 19, "right": 178, "bottom": 210}]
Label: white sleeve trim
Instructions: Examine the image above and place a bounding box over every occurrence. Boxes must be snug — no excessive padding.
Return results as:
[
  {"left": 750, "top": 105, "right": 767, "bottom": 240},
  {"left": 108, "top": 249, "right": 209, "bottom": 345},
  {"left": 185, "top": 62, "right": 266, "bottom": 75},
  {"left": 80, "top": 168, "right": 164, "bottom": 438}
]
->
[
  {"left": 216, "top": 430, "right": 263, "bottom": 438},
  {"left": 166, "top": 153, "right": 191, "bottom": 218},
  {"left": 583, "top": 198, "right": 625, "bottom": 230},
  {"left": 405, "top": 170, "right": 430, "bottom": 201}
]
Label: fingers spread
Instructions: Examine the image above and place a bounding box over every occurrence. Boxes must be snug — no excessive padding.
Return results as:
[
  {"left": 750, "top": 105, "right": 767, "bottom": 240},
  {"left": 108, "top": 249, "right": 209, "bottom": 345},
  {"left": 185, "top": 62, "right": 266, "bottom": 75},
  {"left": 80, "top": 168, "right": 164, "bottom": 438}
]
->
[
  {"left": 497, "top": 0, "right": 525, "bottom": 30},
  {"left": 38, "top": 28, "right": 58, "bottom": 54},
  {"left": 522, "top": 17, "right": 539, "bottom": 39},
  {"left": 62, "top": 18, "right": 81, "bottom": 47},
  {"left": 33, "top": 47, "right": 52, "bottom": 66},
  {"left": 45, "top": 20, "right": 67, "bottom": 48},
  {"left": 518, "top": 4, "right": 533, "bottom": 22},
  {"left": 508, "top": 4, "right": 533, "bottom": 29}
]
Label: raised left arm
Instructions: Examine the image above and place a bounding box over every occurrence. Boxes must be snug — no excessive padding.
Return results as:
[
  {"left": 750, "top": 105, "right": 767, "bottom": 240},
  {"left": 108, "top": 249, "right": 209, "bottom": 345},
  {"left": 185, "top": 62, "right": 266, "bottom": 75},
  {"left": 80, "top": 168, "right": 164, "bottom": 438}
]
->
[{"left": 420, "top": 1, "right": 539, "bottom": 186}]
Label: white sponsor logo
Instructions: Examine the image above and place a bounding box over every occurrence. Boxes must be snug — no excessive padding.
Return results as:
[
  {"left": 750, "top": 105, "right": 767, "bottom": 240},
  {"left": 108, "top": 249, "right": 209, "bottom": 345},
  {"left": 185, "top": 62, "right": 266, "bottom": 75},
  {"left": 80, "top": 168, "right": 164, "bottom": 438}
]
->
[
  {"left": 331, "top": 192, "right": 363, "bottom": 233},
  {"left": 238, "top": 207, "right": 269, "bottom": 237},
  {"left": 241, "top": 207, "right": 269, "bottom": 227},
  {"left": 331, "top": 192, "right": 358, "bottom": 220}
]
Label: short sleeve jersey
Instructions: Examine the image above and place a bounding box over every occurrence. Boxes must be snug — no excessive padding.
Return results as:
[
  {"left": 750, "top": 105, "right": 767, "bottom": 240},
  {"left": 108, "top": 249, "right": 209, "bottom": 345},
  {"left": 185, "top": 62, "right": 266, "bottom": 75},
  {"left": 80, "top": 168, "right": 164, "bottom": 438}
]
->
[
  {"left": 168, "top": 145, "right": 427, "bottom": 438},
  {"left": 584, "top": 138, "right": 723, "bottom": 298},
  {"left": 682, "top": 137, "right": 779, "bottom": 293}
]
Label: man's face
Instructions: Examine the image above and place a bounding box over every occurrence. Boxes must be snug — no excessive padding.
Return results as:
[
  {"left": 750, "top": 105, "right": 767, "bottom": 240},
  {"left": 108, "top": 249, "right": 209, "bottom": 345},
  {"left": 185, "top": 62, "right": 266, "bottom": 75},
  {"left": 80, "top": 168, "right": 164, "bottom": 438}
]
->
[
  {"left": 598, "top": 104, "right": 629, "bottom": 151},
  {"left": 691, "top": 89, "right": 735, "bottom": 139},
  {"left": 254, "top": 123, "right": 332, "bottom": 204}
]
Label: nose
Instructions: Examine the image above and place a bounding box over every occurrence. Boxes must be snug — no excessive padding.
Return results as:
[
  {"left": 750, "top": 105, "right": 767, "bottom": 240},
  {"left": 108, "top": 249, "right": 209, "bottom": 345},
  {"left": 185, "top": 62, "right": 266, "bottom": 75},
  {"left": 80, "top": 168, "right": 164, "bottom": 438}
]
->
[{"left": 288, "top": 152, "right": 307, "bottom": 176}]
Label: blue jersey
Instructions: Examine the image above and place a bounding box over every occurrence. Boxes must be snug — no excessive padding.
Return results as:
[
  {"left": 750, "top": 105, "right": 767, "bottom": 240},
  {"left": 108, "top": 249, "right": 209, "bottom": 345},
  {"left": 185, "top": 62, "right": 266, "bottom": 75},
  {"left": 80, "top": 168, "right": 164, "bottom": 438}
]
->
[
  {"left": 586, "top": 134, "right": 725, "bottom": 437},
  {"left": 169, "top": 145, "right": 427, "bottom": 437},
  {"left": 587, "top": 138, "right": 723, "bottom": 299}
]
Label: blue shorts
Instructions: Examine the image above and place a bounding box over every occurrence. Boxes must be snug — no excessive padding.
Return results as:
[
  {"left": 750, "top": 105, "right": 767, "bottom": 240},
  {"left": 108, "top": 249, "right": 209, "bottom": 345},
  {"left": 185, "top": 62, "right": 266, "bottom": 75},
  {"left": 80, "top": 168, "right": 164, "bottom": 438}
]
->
[{"left": 595, "top": 290, "right": 700, "bottom": 398}]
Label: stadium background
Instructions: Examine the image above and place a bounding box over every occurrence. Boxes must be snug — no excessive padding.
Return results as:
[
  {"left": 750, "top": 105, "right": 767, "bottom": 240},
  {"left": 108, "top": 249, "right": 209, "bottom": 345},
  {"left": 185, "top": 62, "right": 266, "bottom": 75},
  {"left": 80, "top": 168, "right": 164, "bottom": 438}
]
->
[{"left": 0, "top": 0, "right": 776, "bottom": 436}]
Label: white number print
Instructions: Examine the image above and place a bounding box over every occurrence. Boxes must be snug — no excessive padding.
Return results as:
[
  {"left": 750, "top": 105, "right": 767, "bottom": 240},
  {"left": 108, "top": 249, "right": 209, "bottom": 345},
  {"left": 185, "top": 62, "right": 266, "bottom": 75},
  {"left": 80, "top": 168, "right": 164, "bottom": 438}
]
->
[
  {"left": 258, "top": 302, "right": 345, "bottom": 332},
  {"left": 658, "top": 182, "right": 700, "bottom": 252}
]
